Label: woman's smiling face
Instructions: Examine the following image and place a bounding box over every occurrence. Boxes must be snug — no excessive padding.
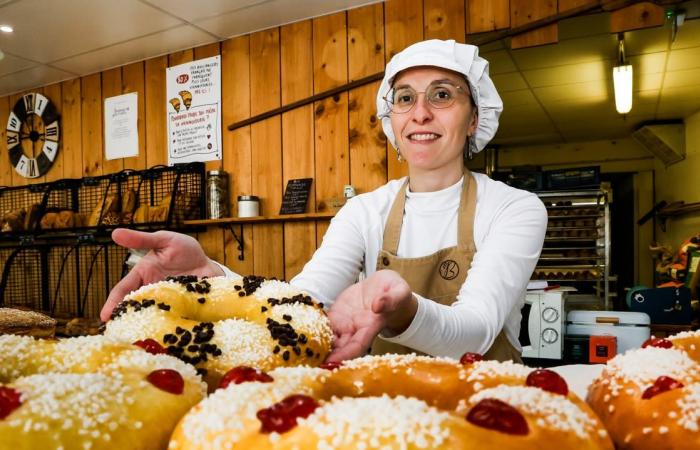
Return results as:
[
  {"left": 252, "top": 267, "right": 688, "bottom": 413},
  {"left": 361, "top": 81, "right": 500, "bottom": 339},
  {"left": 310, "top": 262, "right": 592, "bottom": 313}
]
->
[{"left": 389, "top": 66, "right": 477, "bottom": 175}]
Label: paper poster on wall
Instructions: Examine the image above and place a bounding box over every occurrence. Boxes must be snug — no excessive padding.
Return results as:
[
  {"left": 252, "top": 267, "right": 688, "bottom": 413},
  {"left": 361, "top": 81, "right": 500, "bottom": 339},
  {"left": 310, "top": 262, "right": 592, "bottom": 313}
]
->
[
  {"left": 104, "top": 92, "right": 139, "bottom": 160},
  {"left": 166, "top": 54, "right": 222, "bottom": 165}
]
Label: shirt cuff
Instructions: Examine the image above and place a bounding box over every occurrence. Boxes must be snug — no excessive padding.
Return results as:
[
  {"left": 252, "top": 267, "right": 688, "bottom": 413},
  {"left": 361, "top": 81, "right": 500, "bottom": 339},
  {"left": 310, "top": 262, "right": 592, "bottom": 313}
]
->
[
  {"left": 210, "top": 259, "right": 240, "bottom": 278},
  {"left": 378, "top": 292, "right": 429, "bottom": 344}
]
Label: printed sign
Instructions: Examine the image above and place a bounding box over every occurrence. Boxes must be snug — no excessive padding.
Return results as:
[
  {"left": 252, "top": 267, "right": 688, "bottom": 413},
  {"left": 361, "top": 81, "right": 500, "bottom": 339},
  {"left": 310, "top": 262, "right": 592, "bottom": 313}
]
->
[
  {"left": 104, "top": 92, "right": 139, "bottom": 160},
  {"left": 166, "top": 55, "right": 222, "bottom": 165}
]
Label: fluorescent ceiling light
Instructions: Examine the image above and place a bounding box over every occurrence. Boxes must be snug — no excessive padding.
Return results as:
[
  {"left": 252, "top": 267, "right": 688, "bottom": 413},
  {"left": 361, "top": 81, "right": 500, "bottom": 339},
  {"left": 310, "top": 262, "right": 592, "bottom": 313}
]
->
[
  {"left": 613, "top": 34, "right": 633, "bottom": 115},
  {"left": 613, "top": 64, "right": 633, "bottom": 114},
  {"left": 0, "top": 25, "right": 13, "bottom": 33}
]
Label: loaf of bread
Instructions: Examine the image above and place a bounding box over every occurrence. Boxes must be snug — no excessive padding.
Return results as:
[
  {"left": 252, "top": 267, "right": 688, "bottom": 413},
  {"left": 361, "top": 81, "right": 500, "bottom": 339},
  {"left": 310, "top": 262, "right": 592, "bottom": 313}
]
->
[
  {"left": 88, "top": 193, "right": 119, "bottom": 226},
  {"left": 0, "top": 308, "right": 56, "bottom": 338},
  {"left": 122, "top": 188, "right": 138, "bottom": 214},
  {"left": 40, "top": 212, "right": 57, "bottom": 230}
]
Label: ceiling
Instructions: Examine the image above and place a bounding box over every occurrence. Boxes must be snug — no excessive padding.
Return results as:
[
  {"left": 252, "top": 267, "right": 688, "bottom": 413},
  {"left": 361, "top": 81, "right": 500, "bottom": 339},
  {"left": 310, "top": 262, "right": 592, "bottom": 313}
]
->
[
  {"left": 486, "top": 1, "right": 700, "bottom": 146},
  {"left": 0, "top": 0, "right": 378, "bottom": 94},
  {"left": 0, "top": 0, "right": 698, "bottom": 146}
]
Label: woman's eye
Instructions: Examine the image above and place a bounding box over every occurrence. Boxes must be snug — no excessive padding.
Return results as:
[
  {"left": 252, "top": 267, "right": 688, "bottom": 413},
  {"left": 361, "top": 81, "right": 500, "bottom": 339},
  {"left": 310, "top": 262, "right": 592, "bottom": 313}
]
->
[
  {"left": 431, "top": 88, "right": 452, "bottom": 101},
  {"left": 395, "top": 92, "right": 414, "bottom": 105}
]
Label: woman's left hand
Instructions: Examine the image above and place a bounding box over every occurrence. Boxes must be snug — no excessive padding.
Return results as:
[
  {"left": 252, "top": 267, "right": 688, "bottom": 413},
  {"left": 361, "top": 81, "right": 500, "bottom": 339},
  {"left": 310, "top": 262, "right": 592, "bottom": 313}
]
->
[{"left": 326, "top": 270, "right": 417, "bottom": 362}]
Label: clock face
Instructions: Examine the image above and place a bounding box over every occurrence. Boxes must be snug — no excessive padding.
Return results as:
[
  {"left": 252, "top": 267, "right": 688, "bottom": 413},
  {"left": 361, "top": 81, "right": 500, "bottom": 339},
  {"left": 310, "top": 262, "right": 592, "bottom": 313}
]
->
[{"left": 6, "top": 93, "right": 60, "bottom": 179}]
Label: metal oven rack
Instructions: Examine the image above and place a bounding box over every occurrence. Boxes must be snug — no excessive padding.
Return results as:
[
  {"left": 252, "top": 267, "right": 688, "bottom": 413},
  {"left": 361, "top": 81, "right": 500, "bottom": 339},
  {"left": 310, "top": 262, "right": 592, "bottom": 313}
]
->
[{"left": 532, "top": 189, "right": 611, "bottom": 309}]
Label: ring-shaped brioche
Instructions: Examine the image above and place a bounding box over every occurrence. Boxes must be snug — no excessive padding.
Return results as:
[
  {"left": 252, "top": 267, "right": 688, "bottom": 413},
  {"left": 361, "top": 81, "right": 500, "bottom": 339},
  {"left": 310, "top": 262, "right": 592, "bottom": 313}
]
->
[
  {"left": 667, "top": 329, "right": 700, "bottom": 363},
  {"left": 104, "top": 275, "right": 332, "bottom": 387},
  {"left": 0, "top": 334, "right": 206, "bottom": 450},
  {"left": 586, "top": 346, "right": 700, "bottom": 450},
  {"left": 170, "top": 354, "right": 613, "bottom": 450}
]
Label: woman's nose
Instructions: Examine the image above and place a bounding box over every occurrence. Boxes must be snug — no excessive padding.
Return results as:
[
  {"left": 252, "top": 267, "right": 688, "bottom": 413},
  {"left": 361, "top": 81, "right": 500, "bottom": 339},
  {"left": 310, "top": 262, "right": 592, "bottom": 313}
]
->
[{"left": 411, "top": 94, "right": 433, "bottom": 123}]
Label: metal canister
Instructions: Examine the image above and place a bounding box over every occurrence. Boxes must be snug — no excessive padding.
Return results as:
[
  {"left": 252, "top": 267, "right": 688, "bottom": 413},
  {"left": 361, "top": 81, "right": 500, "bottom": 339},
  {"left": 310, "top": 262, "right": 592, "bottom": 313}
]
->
[{"left": 206, "top": 170, "right": 229, "bottom": 219}]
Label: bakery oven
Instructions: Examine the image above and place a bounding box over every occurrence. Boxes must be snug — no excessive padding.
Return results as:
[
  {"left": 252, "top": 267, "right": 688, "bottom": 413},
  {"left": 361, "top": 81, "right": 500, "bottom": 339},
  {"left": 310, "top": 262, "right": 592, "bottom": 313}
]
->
[{"left": 519, "top": 290, "right": 566, "bottom": 359}]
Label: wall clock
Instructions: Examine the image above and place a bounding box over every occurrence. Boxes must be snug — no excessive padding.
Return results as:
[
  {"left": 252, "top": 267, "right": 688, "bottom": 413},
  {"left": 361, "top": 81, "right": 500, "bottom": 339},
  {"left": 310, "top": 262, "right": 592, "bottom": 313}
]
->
[{"left": 6, "top": 92, "right": 60, "bottom": 178}]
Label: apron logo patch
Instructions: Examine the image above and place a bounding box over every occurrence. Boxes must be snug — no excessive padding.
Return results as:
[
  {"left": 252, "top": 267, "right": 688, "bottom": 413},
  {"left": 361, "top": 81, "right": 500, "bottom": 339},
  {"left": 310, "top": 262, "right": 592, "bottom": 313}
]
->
[{"left": 439, "top": 260, "right": 459, "bottom": 280}]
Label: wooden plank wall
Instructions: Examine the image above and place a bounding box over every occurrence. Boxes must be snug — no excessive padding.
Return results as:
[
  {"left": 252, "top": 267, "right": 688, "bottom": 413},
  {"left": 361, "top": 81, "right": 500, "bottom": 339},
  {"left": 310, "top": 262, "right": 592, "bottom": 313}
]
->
[{"left": 0, "top": 0, "right": 578, "bottom": 282}]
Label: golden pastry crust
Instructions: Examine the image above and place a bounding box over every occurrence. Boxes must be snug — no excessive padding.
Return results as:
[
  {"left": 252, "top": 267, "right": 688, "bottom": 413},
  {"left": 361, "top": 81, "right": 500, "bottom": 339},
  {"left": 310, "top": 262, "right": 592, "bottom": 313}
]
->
[
  {"left": 0, "top": 308, "right": 55, "bottom": 338},
  {"left": 0, "top": 334, "right": 206, "bottom": 450},
  {"left": 104, "top": 275, "right": 332, "bottom": 387},
  {"left": 669, "top": 329, "right": 700, "bottom": 363},
  {"left": 171, "top": 355, "right": 613, "bottom": 450},
  {"left": 587, "top": 347, "right": 700, "bottom": 450}
]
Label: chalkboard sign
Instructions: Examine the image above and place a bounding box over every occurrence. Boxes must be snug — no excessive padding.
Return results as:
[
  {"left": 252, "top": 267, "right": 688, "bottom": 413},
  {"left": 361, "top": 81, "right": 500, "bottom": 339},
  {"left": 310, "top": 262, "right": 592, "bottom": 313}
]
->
[{"left": 279, "top": 178, "right": 313, "bottom": 214}]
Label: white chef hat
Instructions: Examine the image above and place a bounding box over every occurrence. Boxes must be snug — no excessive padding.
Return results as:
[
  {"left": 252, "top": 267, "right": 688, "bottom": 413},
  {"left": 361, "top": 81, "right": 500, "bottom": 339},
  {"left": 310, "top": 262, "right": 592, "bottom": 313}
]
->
[{"left": 376, "top": 39, "right": 503, "bottom": 155}]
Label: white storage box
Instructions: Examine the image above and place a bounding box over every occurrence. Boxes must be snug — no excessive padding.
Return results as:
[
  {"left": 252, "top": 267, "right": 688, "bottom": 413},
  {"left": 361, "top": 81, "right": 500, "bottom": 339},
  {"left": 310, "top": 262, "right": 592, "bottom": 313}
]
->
[{"left": 566, "top": 310, "right": 651, "bottom": 355}]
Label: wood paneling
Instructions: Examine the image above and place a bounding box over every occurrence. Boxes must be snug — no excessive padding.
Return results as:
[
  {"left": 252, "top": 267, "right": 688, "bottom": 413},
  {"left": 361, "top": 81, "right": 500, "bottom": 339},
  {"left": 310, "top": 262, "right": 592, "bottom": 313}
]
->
[
  {"left": 385, "top": 0, "right": 424, "bottom": 61},
  {"left": 348, "top": 4, "right": 385, "bottom": 82},
  {"left": 510, "top": 0, "right": 558, "bottom": 49},
  {"left": 145, "top": 56, "right": 167, "bottom": 167},
  {"left": 313, "top": 12, "right": 350, "bottom": 245},
  {"left": 0, "top": 97, "right": 11, "bottom": 186},
  {"left": 348, "top": 5, "right": 387, "bottom": 194},
  {"left": 193, "top": 42, "right": 225, "bottom": 264},
  {"left": 468, "top": 0, "right": 510, "bottom": 34},
  {"left": 424, "top": 0, "right": 466, "bottom": 41},
  {"left": 250, "top": 29, "right": 284, "bottom": 279},
  {"left": 281, "top": 20, "right": 316, "bottom": 280},
  {"left": 222, "top": 36, "right": 254, "bottom": 275},
  {"left": 122, "top": 62, "right": 147, "bottom": 170},
  {"left": 101, "top": 67, "right": 123, "bottom": 174},
  {"left": 61, "top": 79, "right": 82, "bottom": 179},
  {"left": 610, "top": 2, "right": 665, "bottom": 33},
  {"left": 80, "top": 74, "right": 103, "bottom": 177}
]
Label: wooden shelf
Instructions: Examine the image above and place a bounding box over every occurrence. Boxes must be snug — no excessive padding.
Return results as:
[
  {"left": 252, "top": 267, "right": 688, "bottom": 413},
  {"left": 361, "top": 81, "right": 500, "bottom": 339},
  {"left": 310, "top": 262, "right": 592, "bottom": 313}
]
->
[
  {"left": 185, "top": 212, "right": 336, "bottom": 261},
  {"left": 184, "top": 211, "right": 335, "bottom": 226}
]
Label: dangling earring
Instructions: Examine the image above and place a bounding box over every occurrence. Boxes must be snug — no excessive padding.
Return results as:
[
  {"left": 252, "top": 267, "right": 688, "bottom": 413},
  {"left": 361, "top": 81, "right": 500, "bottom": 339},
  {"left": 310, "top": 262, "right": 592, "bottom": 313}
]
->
[{"left": 396, "top": 147, "right": 403, "bottom": 162}]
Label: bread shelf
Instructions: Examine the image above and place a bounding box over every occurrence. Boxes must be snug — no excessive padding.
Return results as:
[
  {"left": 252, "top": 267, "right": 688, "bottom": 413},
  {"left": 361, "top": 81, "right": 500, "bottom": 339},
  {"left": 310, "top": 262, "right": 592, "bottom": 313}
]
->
[{"left": 536, "top": 188, "right": 611, "bottom": 309}]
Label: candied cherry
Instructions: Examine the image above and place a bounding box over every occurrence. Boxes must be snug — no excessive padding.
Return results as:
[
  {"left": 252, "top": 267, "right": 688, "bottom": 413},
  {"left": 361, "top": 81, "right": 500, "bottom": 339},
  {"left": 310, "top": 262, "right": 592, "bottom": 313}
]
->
[
  {"left": 133, "top": 338, "right": 166, "bottom": 355},
  {"left": 641, "top": 337, "right": 674, "bottom": 349},
  {"left": 642, "top": 376, "right": 684, "bottom": 400},
  {"left": 526, "top": 369, "right": 569, "bottom": 396},
  {"left": 459, "top": 352, "right": 484, "bottom": 365},
  {"left": 147, "top": 369, "right": 184, "bottom": 395},
  {"left": 466, "top": 398, "right": 529, "bottom": 436},
  {"left": 257, "top": 394, "right": 319, "bottom": 434},
  {"left": 219, "top": 366, "right": 273, "bottom": 389},
  {"left": 319, "top": 361, "right": 343, "bottom": 371},
  {"left": 0, "top": 386, "right": 22, "bottom": 420}
]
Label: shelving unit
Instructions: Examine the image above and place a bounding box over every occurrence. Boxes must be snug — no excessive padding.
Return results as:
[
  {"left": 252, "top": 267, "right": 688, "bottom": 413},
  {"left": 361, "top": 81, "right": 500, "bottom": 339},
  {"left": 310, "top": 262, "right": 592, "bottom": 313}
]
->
[
  {"left": 184, "top": 212, "right": 336, "bottom": 261},
  {"left": 533, "top": 189, "right": 611, "bottom": 309}
]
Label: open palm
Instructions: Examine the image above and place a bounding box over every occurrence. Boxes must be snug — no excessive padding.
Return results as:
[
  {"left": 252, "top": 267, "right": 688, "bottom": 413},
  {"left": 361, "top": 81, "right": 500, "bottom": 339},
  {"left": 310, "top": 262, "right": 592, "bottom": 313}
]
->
[
  {"left": 100, "top": 229, "right": 222, "bottom": 321},
  {"left": 326, "top": 270, "right": 413, "bottom": 361}
]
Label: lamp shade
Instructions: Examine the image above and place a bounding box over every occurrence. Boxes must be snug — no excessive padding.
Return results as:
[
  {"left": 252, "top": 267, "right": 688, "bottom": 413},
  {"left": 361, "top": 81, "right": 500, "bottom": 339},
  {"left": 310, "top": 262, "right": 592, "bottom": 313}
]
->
[{"left": 613, "top": 64, "right": 633, "bottom": 114}]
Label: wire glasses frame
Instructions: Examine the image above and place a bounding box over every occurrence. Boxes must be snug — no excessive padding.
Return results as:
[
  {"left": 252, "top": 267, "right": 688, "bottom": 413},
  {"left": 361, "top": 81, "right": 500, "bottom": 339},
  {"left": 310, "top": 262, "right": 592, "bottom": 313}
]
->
[{"left": 382, "top": 82, "right": 471, "bottom": 114}]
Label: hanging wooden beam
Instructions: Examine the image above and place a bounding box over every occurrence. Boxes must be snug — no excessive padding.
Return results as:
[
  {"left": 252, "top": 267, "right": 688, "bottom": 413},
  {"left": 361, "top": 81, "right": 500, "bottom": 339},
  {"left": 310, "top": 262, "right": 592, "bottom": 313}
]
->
[{"left": 610, "top": 2, "right": 665, "bottom": 33}]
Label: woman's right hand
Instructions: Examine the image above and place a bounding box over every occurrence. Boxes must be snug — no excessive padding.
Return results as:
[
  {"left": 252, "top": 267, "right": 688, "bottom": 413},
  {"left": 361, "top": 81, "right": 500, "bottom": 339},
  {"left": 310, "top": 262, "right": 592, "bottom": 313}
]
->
[{"left": 100, "top": 229, "right": 223, "bottom": 321}]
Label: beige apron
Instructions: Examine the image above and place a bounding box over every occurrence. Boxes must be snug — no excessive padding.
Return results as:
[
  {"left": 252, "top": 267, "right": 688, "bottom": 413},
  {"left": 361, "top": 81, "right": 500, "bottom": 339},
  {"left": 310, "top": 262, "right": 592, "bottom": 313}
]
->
[{"left": 372, "top": 171, "right": 522, "bottom": 362}]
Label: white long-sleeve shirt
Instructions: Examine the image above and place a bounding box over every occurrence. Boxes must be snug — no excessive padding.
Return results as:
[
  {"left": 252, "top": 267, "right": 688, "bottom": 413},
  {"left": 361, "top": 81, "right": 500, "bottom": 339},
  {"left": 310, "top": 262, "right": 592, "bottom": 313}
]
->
[{"left": 219, "top": 173, "right": 547, "bottom": 359}]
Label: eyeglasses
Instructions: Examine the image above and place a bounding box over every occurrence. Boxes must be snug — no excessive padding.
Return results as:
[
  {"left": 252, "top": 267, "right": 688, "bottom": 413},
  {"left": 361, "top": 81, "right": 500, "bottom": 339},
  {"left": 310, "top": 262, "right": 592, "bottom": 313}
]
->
[{"left": 383, "top": 82, "right": 469, "bottom": 114}]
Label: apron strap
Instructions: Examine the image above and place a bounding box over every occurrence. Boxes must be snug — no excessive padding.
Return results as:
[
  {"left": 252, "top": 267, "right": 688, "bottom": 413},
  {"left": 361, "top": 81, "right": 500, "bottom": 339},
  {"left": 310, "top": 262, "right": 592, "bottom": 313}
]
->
[
  {"left": 457, "top": 171, "right": 476, "bottom": 250},
  {"left": 381, "top": 178, "right": 409, "bottom": 255}
]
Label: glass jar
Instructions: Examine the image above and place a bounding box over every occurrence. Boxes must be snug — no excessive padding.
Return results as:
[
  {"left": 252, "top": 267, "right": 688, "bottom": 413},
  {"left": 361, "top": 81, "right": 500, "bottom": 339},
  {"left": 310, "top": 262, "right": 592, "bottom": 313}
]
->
[
  {"left": 206, "top": 170, "right": 229, "bottom": 219},
  {"left": 237, "top": 195, "right": 260, "bottom": 218}
]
